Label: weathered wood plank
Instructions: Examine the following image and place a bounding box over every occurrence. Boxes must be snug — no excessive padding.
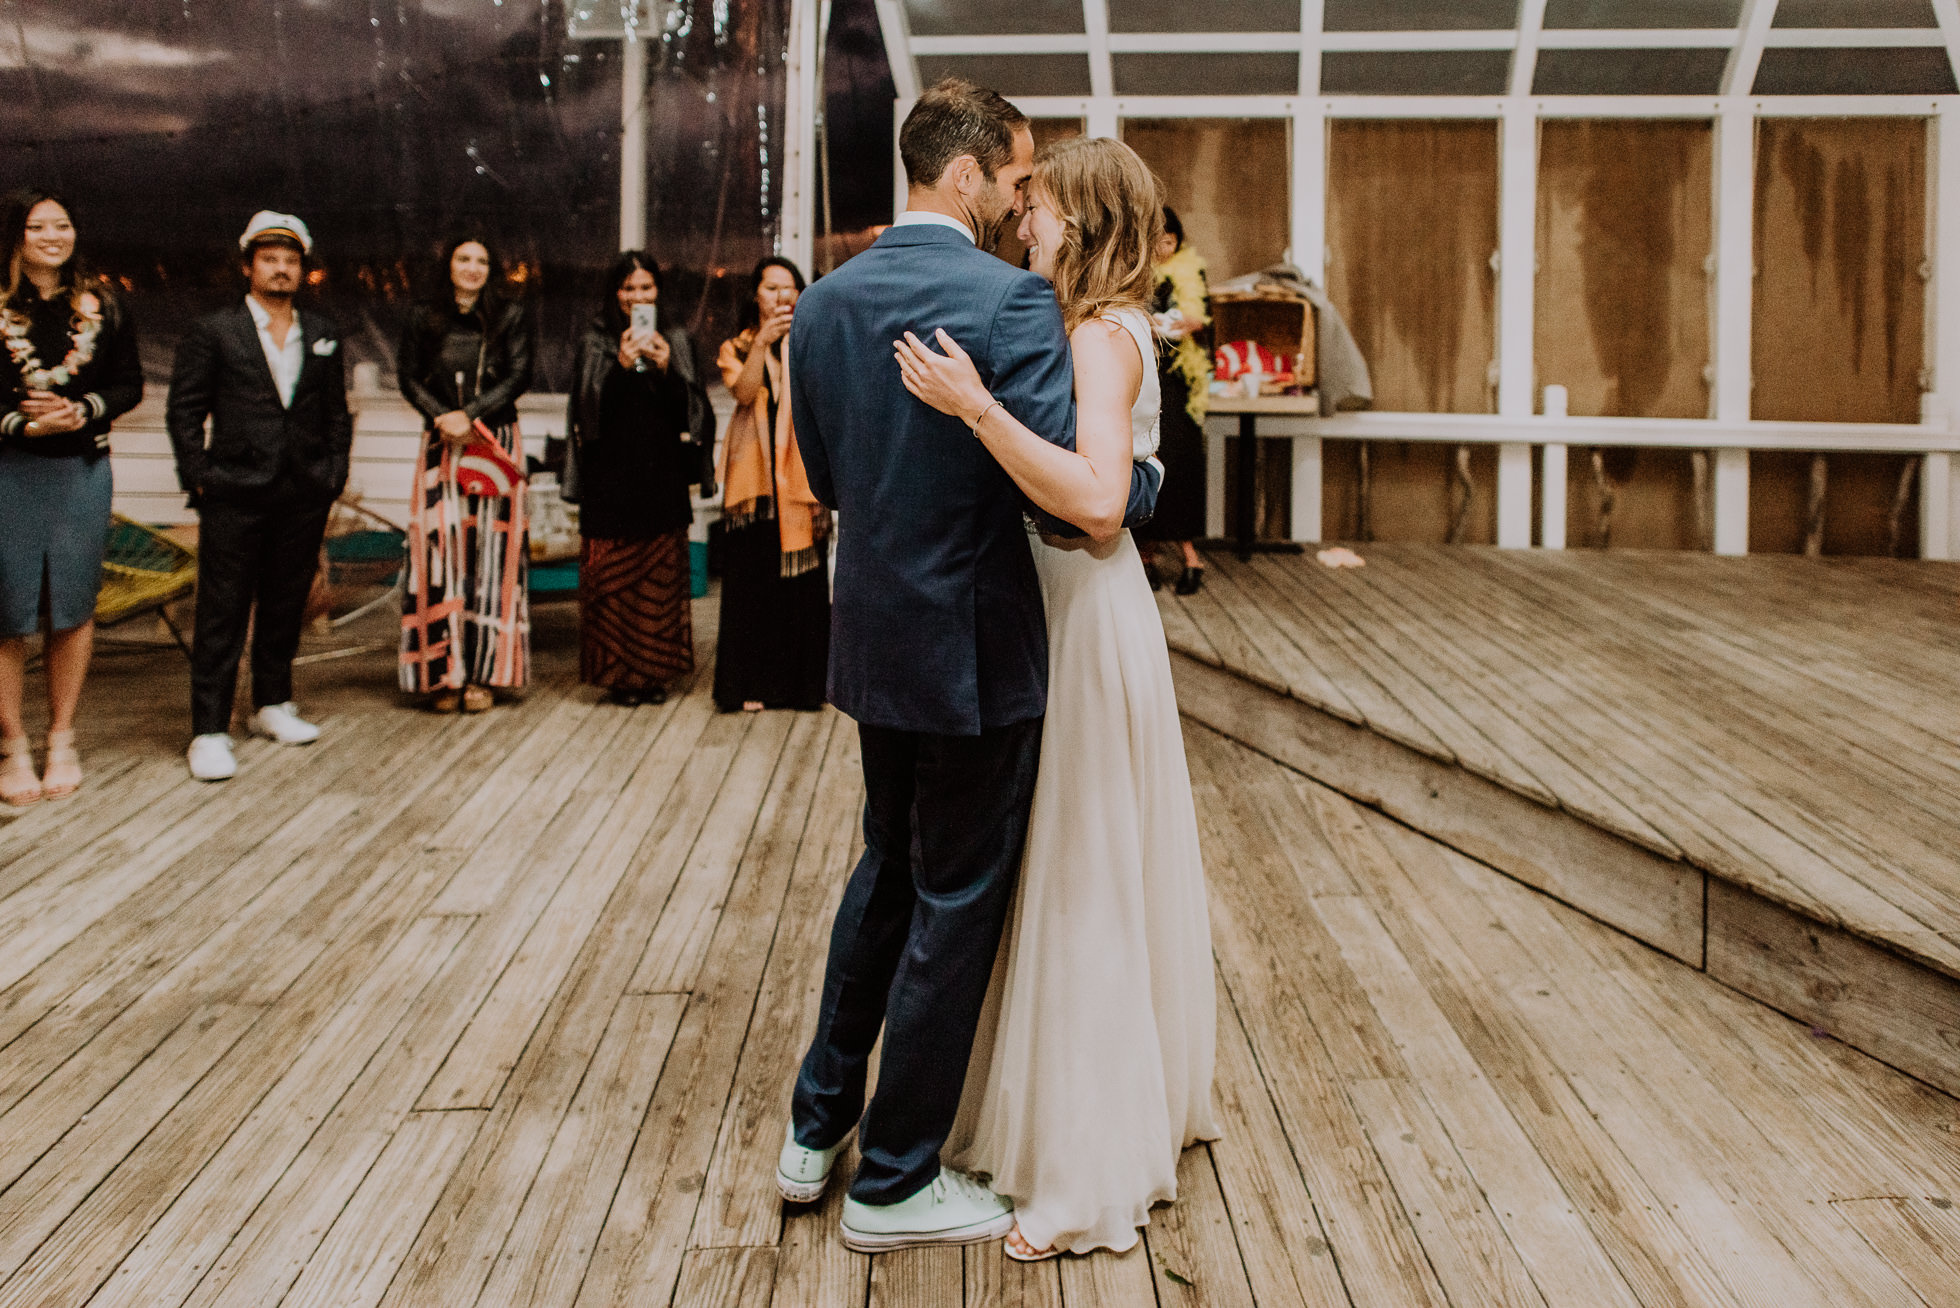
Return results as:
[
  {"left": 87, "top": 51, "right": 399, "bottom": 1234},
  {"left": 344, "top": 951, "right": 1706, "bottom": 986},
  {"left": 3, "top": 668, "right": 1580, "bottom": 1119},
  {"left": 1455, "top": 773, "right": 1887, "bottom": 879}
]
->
[
  {"left": 868, "top": 1247, "right": 964, "bottom": 1307},
  {"left": 1705, "top": 879, "right": 1960, "bottom": 1100},
  {"left": 1175, "top": 658, "right": 1706, "bottom": 965},
  {"left": 280, "top": 1108, "right": 483, "bottom": 1308},
  {"left": 1144, "top": 1144, "right": 1257, "bottom": 1308},
  {"left": 1833, "top": 1197, "right": 1960, "bottom": 1306},
  {"left": 673, "top": 1246, "right": 780, "bottom": 1308},
  {"left": 691, "top": 717, "right": 860, "bottom": 1250}
]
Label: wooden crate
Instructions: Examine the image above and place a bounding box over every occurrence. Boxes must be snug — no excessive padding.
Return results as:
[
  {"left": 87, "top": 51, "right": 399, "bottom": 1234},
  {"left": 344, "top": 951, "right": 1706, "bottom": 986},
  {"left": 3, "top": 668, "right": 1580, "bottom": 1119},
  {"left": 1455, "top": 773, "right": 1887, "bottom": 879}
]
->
[{"left": 1212, "top": 295, "right": 1317, "bottom": 390}]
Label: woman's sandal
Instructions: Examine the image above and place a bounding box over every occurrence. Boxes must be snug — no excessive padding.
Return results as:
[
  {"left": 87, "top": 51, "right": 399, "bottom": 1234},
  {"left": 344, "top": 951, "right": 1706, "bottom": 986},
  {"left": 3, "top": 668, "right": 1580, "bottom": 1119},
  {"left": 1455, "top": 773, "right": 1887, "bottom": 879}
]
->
[
  {"left": 41, "top": 730, "right": 81, "bottom": 801},
  {"left": 1003, "top": 1226, "right": 1060, "bottom": 1264},
  {"left": 462, "top": 685, "right": 494, "bottom": 713},
  {"left": 430, "top": 690, "right": 463, "bottom": 714},
  {"left": 0, "top": 737, "right": 40, "bottom": 807}
]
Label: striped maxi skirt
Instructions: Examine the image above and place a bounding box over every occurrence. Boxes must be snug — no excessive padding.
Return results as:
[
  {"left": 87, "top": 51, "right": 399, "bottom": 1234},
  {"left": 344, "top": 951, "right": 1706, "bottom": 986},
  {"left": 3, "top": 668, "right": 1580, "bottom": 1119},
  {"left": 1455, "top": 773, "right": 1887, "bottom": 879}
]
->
[
  {"left": 399, "top": 423, "right": 530, "bottom": 693},
  {"left": 578, "top": 531, "right": 694, "bottom": 693}
]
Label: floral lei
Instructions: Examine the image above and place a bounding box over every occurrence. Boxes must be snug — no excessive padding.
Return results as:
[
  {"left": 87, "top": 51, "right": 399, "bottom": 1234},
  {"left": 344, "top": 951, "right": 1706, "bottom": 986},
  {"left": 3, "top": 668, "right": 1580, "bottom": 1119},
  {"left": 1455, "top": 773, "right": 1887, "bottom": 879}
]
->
[{"left": 3, "top": 290, "right": 102, "bottom": 390}]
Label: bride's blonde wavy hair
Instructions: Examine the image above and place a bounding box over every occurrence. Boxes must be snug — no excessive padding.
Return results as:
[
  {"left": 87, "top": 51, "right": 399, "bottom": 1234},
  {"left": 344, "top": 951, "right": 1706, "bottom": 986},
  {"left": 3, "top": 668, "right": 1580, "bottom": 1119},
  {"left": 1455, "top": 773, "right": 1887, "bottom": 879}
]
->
[{"left": 1033, "top": 136, "right": 1164, "bottom": 333}]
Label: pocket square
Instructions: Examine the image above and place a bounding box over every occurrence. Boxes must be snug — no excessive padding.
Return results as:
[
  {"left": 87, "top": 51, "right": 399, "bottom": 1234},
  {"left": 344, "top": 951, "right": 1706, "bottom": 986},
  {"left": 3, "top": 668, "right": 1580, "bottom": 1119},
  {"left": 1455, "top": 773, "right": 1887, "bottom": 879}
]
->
[{"left": 312, "top": 338, "right": 339, "bottom": 356}]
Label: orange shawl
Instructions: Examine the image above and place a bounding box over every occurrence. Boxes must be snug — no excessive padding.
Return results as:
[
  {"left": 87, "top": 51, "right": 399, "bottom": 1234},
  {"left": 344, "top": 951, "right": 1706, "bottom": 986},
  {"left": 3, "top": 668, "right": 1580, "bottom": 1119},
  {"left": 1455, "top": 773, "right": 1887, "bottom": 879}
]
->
[{"left": 717, "top": 330, "right": 829, "bottom": 578}]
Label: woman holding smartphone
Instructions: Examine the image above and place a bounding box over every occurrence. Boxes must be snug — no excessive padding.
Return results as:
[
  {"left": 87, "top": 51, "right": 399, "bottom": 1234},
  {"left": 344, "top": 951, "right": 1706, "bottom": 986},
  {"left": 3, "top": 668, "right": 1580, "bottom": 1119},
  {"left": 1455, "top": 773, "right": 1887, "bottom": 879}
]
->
[
  {"left": 397, "top": 233, "right": 536, "bottom": 712},
  {"left": 711, "top": 256, "right": 829, "bottom": 713},
  {"left": 565, "top": 251, "right": 713, "bottom": 705}
]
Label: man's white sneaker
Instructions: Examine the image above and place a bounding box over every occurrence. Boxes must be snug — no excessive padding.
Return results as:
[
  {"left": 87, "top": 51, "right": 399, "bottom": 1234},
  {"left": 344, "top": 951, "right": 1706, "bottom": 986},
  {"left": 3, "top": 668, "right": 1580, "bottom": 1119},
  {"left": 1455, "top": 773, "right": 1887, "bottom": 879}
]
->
[
  {"left": 839, "top": 1168, "right": 1014, "bottom": 1252},
  {"left": 187, "top": 734, "right": 237, "bottom": 781},
  {"left": 776, "top": 1125, "right": 842, "bottom": 1204},
  {"left": 249, "top": 702, "right": 321, "bottom": 745}
]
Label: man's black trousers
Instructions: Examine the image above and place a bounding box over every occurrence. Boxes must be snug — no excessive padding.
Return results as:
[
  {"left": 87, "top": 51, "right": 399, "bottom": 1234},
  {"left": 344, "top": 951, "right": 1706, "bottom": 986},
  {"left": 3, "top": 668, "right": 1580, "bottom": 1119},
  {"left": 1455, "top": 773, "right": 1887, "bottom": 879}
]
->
[{"left": 190, "top": 497, "right": 332, "bottom": 737}]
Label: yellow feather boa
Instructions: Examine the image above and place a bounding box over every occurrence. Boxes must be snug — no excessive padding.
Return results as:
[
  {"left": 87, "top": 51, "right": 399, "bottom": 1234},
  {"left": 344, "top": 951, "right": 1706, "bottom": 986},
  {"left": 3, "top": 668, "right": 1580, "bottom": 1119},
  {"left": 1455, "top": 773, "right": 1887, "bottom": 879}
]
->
[{"left": 1154, "top": 244, "right": 1212, "bottom": 423}]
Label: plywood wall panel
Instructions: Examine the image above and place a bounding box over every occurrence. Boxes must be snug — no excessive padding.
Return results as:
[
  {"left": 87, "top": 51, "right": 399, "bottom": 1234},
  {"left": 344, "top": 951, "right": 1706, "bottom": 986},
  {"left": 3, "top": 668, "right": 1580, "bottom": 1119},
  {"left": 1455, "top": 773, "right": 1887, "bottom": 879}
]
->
[
  {"left": 1753, "top": 118, "right": 1926, "bottom": 424},
  {"left": 1537, "top": 120, "right": 1712, "bottom": 420},
  {"left": 1121, "top": 118, "right": 1292, "bottom": 283},
  {"left": 1327, "top": 120, "right": 1499, "bottom": 415},
  {"left": 1321, "top": 440, "right": 1498, "bottom": 545}
]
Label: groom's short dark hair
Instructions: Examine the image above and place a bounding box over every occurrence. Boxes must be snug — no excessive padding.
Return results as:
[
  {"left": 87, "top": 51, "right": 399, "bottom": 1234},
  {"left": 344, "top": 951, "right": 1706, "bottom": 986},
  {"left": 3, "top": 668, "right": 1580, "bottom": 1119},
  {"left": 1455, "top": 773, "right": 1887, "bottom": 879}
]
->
[{"left": 900, "top": 78, "right": 1030, "bottom": 189}]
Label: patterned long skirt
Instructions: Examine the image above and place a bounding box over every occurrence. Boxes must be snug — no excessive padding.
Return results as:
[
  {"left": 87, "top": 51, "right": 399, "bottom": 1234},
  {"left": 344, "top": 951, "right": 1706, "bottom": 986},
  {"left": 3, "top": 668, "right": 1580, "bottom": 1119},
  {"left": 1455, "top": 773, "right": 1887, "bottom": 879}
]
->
[
  {"left": 579, "top": 531, "right": 694, "bottom": 693},
  {"left": 399, "top": 424, "right": 530, "bottom": 692}
]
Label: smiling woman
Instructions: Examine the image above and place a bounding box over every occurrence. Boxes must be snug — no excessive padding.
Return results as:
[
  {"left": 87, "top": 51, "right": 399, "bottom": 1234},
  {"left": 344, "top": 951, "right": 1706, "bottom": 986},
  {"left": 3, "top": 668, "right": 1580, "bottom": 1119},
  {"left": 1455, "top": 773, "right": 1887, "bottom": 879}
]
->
[{"left": 0, "top": 189, "right": 144, "bottom": 808}]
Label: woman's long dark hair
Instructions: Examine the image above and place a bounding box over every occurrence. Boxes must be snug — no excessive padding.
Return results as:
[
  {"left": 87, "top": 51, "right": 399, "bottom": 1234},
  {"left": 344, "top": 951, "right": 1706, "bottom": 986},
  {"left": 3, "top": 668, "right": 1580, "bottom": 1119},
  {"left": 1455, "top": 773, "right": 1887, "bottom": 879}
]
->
[
  {"left": 599, "top": 250, "right": 662, "bottom": 336},
  {"left": 2, "top": 188, "right": 93, "bottom": 312},
  {"left": 431, "top": 231, "right": 504, "bottom": 317},
  {"left": 739, "top": 255, "right": 806, "bottom": 332}
]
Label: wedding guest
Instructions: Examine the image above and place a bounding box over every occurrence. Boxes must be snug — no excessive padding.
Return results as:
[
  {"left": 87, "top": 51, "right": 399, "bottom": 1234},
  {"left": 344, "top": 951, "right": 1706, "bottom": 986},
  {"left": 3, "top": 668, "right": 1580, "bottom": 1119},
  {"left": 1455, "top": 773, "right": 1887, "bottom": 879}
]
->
[
  {"left": 712, "top": 256, "right": 830, "bottom": 713},
  {"left": 565, "top": 251, "right": 712, "bottom": 705},
  {"left": 1140, "top": 206, "right": 1211, "bottom": 594},
  {"left": 0, "top": 190, "right": 142, "bottom": 806},
  {"left": 396, "top": 234, "right": 536, "bottom": 713},
  {"left": 166, "top": 211, "right": 351, "bottom": 781}
]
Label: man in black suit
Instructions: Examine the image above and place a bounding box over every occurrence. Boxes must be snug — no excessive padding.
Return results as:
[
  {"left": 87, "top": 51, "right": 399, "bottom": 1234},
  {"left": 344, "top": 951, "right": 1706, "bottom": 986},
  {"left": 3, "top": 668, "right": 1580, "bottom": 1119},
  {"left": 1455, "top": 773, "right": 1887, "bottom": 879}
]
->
[
  {"left": 166, "top": 211, "right": 352, "bottom": 781},
  {"left": 776, "top": 79, "right": 1159, "bottom": 1251}
]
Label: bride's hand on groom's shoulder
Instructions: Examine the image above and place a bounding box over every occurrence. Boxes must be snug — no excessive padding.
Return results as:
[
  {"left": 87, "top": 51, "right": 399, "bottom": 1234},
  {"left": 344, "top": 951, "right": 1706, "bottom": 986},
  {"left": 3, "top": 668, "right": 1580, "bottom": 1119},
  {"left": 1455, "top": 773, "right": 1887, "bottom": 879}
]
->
[{"left": 895, "top": 328, "right": 991, "bottom": 425}]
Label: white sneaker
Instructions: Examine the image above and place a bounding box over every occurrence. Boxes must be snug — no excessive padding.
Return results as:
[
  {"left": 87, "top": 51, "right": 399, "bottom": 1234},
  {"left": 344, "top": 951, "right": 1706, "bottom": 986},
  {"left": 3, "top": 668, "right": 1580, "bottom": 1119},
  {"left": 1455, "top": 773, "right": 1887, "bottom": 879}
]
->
[
  {"left": 840, "top": 1168, "right": 1014, "bottom": 1252},
  {"left": 249, "top": 702, "right": 321, "bottom": 746},
  {"left": 777, "top": 1125, "right": 843, "bottom": 1204},
  {"left": 187, "top": 734, "right": 237, "bottom": 781}
]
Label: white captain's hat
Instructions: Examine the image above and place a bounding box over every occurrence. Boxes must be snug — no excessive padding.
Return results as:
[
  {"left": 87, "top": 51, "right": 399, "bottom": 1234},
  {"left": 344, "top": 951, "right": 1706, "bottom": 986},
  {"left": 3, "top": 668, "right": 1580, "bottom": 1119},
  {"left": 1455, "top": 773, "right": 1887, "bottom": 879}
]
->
[{"left": 238, "top": 210, "right": 313, "bottom": 255}]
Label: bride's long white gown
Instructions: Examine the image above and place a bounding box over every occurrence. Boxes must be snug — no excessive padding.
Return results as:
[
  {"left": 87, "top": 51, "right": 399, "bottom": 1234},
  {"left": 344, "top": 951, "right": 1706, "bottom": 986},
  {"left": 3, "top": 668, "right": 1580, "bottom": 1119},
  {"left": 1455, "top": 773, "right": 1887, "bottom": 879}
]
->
[{"left": 945, "top": 307, "right": 1219, "bottom": 1254}]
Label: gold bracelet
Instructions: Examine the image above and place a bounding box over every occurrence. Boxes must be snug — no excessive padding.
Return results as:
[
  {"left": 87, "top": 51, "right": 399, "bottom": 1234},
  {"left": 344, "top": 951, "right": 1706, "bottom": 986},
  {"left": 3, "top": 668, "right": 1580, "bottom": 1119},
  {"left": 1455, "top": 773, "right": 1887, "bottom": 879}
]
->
[{"left": 967, "top": 399, "right": 1003, "bottom": 433}]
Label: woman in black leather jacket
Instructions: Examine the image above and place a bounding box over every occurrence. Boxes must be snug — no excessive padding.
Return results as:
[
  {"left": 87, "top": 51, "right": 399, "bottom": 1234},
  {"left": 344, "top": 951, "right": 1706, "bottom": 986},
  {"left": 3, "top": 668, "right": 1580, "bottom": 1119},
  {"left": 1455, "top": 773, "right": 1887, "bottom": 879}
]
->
[
  {"left": 395, "top": 234, "right": 536, "bottom": 712},
  {"left": 564, "top": 250, "right": 713, "bottom": 705}
]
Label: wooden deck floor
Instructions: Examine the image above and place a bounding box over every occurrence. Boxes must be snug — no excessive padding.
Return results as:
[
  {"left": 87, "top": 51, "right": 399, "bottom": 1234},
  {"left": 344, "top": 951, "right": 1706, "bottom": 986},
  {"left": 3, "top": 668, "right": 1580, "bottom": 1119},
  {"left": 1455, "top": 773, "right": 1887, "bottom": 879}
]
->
[
  {"left": 1159, "top": 545, "right": 1960, "bottom": 981},
  {"left": 1, "top": 596, "right": 1957, "bottom": 1306}
]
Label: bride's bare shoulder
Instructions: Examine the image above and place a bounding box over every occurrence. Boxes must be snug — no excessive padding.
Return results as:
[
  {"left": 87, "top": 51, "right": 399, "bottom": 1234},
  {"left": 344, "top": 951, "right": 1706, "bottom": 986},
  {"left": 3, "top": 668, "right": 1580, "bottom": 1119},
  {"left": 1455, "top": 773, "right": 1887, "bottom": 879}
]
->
[{"left": 1067, "top": 313, "right": 1144, "bottom": 377}]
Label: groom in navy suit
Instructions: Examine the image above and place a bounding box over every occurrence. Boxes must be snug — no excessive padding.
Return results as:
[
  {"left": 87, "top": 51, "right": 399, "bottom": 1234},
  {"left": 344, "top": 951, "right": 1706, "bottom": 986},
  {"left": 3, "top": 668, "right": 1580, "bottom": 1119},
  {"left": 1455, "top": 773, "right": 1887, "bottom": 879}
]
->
[{"left": 778, "top": 80, "right": 1160, "bottom": 1250}]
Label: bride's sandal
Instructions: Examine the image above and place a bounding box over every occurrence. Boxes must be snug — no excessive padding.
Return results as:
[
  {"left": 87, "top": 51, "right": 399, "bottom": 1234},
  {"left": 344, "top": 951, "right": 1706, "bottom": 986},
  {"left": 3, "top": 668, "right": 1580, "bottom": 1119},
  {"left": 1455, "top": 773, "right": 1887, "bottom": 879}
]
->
[
  {"left": 41, "top": 730, "right": 81, "bottom": 801},
  {"left": 0, "top": 737, "right": 41, "bottom": 808},
  {"left": 1003, "top": 1226, "right": 1060, "bottom": 1264}
]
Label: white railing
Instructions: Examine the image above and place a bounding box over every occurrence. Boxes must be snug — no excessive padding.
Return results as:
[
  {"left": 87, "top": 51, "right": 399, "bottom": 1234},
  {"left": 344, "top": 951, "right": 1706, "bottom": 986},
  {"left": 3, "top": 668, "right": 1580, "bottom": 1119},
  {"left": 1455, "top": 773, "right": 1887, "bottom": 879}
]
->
[{"left": 1203, "top": 393, "right": 1960, "bottom": 559}]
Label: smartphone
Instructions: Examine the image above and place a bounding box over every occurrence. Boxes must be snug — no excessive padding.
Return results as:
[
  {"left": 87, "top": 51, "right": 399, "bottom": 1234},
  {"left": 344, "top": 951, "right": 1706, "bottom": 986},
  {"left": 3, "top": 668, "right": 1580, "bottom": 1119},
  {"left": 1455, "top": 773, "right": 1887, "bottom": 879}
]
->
[{"left": 630, "top": 303, "right": 658, "bottom": 339}]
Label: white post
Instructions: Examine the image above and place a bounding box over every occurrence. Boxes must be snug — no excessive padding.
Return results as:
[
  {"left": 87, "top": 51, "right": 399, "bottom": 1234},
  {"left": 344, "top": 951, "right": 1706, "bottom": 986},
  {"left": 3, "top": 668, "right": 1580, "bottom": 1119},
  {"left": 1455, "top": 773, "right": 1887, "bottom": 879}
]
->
[
  {"left": 1291, "top": 437, "right": 1322, "bottom": 542},
  {"left": 1710, "top": 99, "right": 1757, "bottom": 554},
  {"left": 892, "top": 97, "right": 912, "bottom": 222},
  {"left": 1714, "top": 447, "right": 1750, "bottom": 555},
  {"left": 1292, "top": 103, "right": 1326, "bottom": 283},
  {"left": 779, "top": 0, "right": 819, "bottom": 273},
  {"left": 619, "top": 35, "right": 646, "bottom": 250},
  {"left": 1929, "top": 113, "right": 1960, "bottom": 557},
  {"left": 1495, "top": 100, "right": 1537, "bottom": 548},
  {"left": 1923, "top": 451, "right": 1953, "bottom": 559},
  {"left": 1540, "top": 383, "right": 1567, "bottom": 549}
]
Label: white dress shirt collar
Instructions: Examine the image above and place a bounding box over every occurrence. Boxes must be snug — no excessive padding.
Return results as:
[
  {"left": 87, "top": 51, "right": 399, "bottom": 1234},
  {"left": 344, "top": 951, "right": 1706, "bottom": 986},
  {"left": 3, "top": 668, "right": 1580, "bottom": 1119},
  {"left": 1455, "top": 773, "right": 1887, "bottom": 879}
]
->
[
  {"left": 892, "top": 210, "right": 976, "bottom": 244},
  {"left": 245, "top": 294, "right": 304, "bottom": 409}
]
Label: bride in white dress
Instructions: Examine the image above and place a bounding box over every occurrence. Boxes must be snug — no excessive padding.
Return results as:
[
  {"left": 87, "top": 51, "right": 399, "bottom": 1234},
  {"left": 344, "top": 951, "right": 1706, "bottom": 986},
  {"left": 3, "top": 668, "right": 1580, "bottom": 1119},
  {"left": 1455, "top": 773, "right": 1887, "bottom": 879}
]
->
[{"left": 894, "top": 135, "right": 1218, "bottom": 1261}]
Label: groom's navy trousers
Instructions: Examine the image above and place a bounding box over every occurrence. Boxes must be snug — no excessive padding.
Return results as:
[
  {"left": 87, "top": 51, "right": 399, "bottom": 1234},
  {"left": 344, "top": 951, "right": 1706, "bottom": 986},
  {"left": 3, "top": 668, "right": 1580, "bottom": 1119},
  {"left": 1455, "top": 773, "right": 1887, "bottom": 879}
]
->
[
  {"left": 792, "top": 717, "right": 1042, "bottom": 1202},
  {"left": 786, "top": 221, "right": 1159, "bottom": 1204}
]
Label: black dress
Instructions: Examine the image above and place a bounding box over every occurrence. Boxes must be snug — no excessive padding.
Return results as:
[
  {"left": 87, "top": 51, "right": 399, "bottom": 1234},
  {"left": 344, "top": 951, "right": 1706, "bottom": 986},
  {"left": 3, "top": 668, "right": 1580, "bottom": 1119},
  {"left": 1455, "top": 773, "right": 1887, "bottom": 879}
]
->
[
  {"left": 712, "top": 369, "right": 830, "bottom": 712},
  {"left": 1138, "top": 276, "right": 1209, "bottom": 543}
]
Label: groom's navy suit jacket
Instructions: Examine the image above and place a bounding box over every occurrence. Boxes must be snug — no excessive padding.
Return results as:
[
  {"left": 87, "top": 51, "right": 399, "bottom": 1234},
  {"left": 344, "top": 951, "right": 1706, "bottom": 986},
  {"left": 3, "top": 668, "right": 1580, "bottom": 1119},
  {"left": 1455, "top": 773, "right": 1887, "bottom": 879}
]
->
[{"left": 789, "top": 222, "right": 1161, "bottom": 737}]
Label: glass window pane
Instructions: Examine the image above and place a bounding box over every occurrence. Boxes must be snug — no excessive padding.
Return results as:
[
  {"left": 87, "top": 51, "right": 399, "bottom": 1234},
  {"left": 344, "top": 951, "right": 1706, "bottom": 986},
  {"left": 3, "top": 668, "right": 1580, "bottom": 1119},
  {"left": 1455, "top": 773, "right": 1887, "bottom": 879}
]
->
[
  {"left": 1773, "top": 0, "right": 1937, "bottom": 27},
  {"left": 1323, "top": 0, "right": 1519, "bottom": 31},
  {"left": 1752, "top": 47, "right": 1957, "bottom": 95},
  {"left": 1532, "top": 48, "right": 1728, "bottom": 94},
  {"left": 1320, "top": 50, "right": 1513, "bottom": 95},
  {"left": 902, "top": 0, "right": 1083, "bottom": 37},
  {"left": 1543, "top": 0, "right": 1741, "bottom": 28},
  {"left": 914, "top": 53, "right": 1094, "bottom": 96},
  {"left": 1112, "top": 51, "right": 1298, "bottom": 95},
  {"left": 1107, "top": 0, "right": 1300, "bottom": 33}
]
